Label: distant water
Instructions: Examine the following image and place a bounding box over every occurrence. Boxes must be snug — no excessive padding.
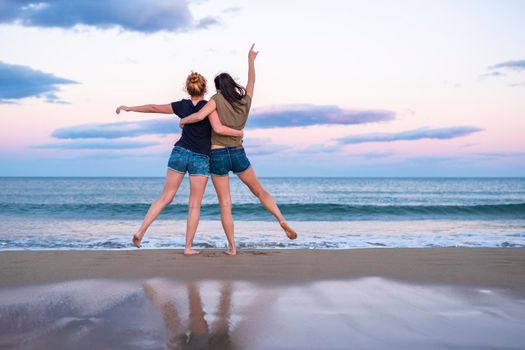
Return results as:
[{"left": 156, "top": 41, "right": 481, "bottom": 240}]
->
[{"left": 0, "top": 177, "right": 524, "bottom": 249}]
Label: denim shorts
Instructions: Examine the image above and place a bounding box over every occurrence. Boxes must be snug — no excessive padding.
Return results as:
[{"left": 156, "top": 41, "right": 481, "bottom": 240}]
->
[
  {"left": 167, "top": 146, "right": 210, "bottom": 176},
  {"left": 210, "top": 146, "right": 251, "bottom": 176}
]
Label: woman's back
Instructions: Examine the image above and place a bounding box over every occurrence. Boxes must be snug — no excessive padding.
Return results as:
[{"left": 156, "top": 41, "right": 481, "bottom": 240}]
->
[
  {"left": 172, "top": 99, "right": 211, "bottom": 155},
  {"left": 210, "top": 93, "right": 251, "bottom": 147}
]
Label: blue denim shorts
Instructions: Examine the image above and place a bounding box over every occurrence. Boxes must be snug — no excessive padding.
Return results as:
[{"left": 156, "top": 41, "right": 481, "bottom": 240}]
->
[
  {"left": 210, "top": 146, "right": 251, "bottom": 176},
  {"left": 168, "top": 146, "right": 210, "bottom": 176}
]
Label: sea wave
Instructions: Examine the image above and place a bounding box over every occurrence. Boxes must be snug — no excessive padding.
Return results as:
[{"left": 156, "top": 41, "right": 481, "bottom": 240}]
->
[
  {"left": 0, "top": 202, "right": 524, "bottom": 221},
  {"left": 1, "top": 235, "right": 524, "bottom": 250}
]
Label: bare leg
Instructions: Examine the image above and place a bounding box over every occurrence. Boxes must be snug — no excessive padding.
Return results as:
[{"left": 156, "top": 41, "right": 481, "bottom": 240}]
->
[
  {"left": 237, "top": 167, "right": 297, "bottom": 240},
  {"left": 133, "top": 169, "right": 185, "bottom": 247},
  {"left": 211, "top": 281, "right": 232, "bottom": 336},
  {"left": 187, "top": 283, "right": 209, "bottom": 337},
  {"left": 143, "top": 281, "right": 187, "bottom": 347},
  {"left": 212, "top": 176, "right": 236, "bottom": 255},
  {"left": 184, "top": 175, "right": 208, "bottom": 256}
]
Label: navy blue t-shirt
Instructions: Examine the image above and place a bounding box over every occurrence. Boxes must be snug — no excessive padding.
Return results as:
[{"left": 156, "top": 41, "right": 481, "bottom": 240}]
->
[{"left": 171, "top": 99, "right": 211, "bottom": 155}]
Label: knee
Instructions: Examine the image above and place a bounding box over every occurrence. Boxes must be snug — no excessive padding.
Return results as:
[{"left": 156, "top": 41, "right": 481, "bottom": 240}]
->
[
  {"left": 159, "top": 192, "right": 175, "bottom": 205},
  {"left": 218, "top": 199, "right": 232, "bottom": 210},
  {"left": 188, "top": 200, "right": 202, "bottom": 211},
  {"left": 252, "top": 187, "right": 266, "bottom": 199}
]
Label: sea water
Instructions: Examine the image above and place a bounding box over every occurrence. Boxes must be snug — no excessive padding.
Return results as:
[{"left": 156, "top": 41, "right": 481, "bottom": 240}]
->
[{"left": 0, "top": 177, "right": 524, "bottom": 250}]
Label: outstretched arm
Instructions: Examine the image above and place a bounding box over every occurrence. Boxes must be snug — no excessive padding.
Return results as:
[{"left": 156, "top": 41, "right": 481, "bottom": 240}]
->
[
  {"left": 116, "top": 104, "right": 172, "bottom": 115},
  {"left": 179, "top": 100, "right": 217, "bottom": 126},
  {"left": 209, "top": 111, "right": 243, "bottom": 137},
  {"left": 246, "top": 43, "right": 258, "bottom": 98}
]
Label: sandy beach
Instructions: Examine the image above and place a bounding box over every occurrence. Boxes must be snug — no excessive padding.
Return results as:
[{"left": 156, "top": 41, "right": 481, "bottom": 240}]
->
[
  {"left": 1, "top": 248, "right": 525, "bottom": 349},
  {"left": 1, "top": 248, "right": 525, "bottom": 292}
]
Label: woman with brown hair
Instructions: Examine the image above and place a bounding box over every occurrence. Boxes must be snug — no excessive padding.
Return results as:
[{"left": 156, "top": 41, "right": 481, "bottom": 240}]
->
[
  {"left": 116, "top": 72, "right": 243, "bottom": 255},
  {"left": 180, "top": 46, "right": 298, "bottom": 255}
]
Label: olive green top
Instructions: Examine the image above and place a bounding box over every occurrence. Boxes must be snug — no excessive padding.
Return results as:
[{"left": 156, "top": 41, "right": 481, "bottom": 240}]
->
[{"left": 210, "top": 92, "right": 252, "bottom": 147}]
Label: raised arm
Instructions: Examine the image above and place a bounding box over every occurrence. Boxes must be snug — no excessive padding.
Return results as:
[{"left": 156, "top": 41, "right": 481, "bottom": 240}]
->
[
  {"left": 209, "top": 111, "right": 243, "bottom": 137},
  {"left": 179, "top": 100, "right": 217, "bottom": 126},
  {"left": 246, "top": 43, "right": 259, "bottom": 98},
  {"left": 116, "top": 104, "right": 173, "bottom": 115}
]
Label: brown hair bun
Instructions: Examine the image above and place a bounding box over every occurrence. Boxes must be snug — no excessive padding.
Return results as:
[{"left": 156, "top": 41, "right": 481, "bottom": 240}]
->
[{"left": 185, "top": 72, "right": 207, "bottom": 97}]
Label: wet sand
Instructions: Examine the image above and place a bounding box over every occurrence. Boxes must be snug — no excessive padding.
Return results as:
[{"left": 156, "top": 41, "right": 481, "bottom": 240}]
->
[
  {"left": 1, "top": 248, "right": 525, "bottom": 349},
  {"left": 1, "top": 248, "right": 525, "bottom": 293}
]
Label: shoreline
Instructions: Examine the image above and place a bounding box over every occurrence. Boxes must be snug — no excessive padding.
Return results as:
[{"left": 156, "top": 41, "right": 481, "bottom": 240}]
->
[{"left": 1, "top": 248, "right": 525, "bottom": 296}]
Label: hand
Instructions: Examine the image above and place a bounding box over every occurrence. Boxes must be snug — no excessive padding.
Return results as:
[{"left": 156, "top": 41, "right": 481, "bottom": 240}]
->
[
  {"left": 179, "top": 119, "right": 184, "bottom": 129},
  {"left": 248, "top": 43, "right": 258, "bottom": 62},
  {"left": 116, "top": 105, "right": 128, "bottom": 114},
  {"left": 240, "top": 129, "right": 244, "bottom": 138}
]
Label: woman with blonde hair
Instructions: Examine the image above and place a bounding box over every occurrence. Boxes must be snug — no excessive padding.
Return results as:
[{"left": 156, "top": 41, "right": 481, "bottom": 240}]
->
[
  {"left": 180, "top": 45, "right": 298, "bottom": 255},
  {"left": 116, "top": 72, "right": 243, "bottom": 255}
]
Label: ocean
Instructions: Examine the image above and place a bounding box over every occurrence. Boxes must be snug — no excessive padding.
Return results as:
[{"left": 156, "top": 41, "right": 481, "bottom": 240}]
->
[{"left": 0, "top": 177, "right": 524, "bottom": 250}]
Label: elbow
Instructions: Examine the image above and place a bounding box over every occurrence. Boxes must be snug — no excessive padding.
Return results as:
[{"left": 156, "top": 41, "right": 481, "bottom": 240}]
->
[
  {"left": 213, "top": 126, "right": 225, "bottom": 135},
  {"left": 149, "top": 104, "right": 161, "bottom": 113},
  {"left": 142, "top": 104, "right": 155, "bottom": 113},
  {"left": 214, "top": 126, "right": 233, "bottom": 136}
]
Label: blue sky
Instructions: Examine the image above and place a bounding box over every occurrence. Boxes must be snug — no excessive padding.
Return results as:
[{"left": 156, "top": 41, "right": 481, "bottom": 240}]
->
[{"left": 0, "top": 0, "right": 524, "bottom": 177}]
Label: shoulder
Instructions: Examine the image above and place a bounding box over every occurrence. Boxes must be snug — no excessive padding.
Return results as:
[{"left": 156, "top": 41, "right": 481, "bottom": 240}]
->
[
  {"left": 210, "top": 93, "right": 222, "bottom": 102},
  {"left": 171, "top": 99, "right": 190, "bottom": 115},
  {"left": 172, "top": 99, "right": 189, "bottom": 104},
  {"left": 171, "top": 99, "right": 189, "bottom": 108},
  {"left": 195, "top": 99, "right": 208, "bottom": 110},
  {"left": 242, "top": 94, "right": 252, "bottom": 108}
]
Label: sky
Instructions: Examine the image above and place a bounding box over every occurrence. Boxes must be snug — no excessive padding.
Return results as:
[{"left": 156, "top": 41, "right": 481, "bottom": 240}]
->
[{"left": 0, "top": 0, "right": 524, "bottom": 177}]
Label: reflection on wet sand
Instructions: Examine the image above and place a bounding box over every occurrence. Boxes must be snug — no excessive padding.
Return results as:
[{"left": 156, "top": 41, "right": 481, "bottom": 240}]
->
[
  {"left": 0, "top": 278, "right": 524, "bottom": 349},
  {"left": 144, "top": 281, "right": 237, "bottom": 350}
]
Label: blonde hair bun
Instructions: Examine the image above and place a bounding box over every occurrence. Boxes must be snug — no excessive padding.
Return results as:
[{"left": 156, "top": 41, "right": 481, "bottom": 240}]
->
[{"left": 185, "top": 72, "right": 207, "bottom": 97}]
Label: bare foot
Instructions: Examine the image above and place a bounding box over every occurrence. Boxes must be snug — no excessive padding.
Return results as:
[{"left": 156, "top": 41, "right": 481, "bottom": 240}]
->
[
  {"left": 142, "top": 281, "right": 157, "bottom": 300},
  {"left": 223, "top": 248, "right": 237, "bottom": 256},
  {"left": 132, "top": 234, "right": 142, "bottom": 248},
  {"left": 184, "top": 249, "right": 200, "bottom": 256},
  {"left": 280, "top": 221, "right": 297, "bottom": 240},
  {"left": 168, "top": 335, "right": 187, "bottom": 348}
]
